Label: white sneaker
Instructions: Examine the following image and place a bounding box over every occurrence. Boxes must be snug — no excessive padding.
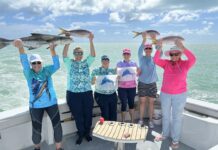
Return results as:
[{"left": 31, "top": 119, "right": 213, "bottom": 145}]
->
[
  {"left": 138, "top": 120, "right": 144, "bottom": 125},
  {"left": 149, "top": 121, "right": 154, "bottom": 128}
]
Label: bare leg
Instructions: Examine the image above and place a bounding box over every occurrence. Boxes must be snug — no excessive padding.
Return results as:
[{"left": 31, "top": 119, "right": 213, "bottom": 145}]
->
[
  {"left": 139, "top": 96, "right": 147, "bottom": 121},
  {"left": 121, "top": 111, "right": 126, "bottom": 122},
  {"left": 148, "top": 97, "right": 155, "bottom": 121},
  {"left": 129, "top": 109, "right": 135, "bottom": 123},
  {"left": 34, "top": 144, "right": 40, "bottom": 149},
  {"left": 55, "top": 142, "right": 62, "bottom": 149}
]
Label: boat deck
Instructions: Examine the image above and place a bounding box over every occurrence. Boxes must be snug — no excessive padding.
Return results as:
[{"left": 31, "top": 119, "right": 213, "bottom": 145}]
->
[{"left": 23, "top": 119, "right": 194, "bottom": 150}]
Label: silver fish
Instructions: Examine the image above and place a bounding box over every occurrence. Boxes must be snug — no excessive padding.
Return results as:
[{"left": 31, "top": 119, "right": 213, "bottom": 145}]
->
[
  {"left": 132, "top": 30, "right": 160, "bottom": 38},
  {"left": 0, "top": 33, "right": 72, "bottom": 50},
  {"left": 159, "top": 36, "right": 185, "bottom": 44},
  {"left": 59, "top": 27, "right": 91, "bottom": 37}
]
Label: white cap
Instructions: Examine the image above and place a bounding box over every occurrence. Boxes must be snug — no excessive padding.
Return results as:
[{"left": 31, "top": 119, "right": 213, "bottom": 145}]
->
[{"left": 29, "top": 54, "right": 43, "bottom": 63}]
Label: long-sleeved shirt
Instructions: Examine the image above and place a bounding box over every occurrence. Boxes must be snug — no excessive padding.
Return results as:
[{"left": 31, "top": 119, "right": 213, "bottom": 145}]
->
[
  {"left": 138, "top": 44, "right": 158, "bottom": 84},
  {"left": 153, "top": 49, "right": 196, "bottom": 94},
  {"left": 20, "top": 54, "right": 60, "bottom": 108},
  {"left": 63, "top": 55, "right": 95, "bottom": 93}
]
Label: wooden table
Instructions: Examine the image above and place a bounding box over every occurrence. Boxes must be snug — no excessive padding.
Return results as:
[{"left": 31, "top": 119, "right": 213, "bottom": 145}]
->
[{"left": 93, "top": 121, "right": 148, "bottom": 150}]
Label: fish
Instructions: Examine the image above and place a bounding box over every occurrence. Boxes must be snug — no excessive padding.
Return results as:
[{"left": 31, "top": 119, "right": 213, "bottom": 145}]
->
[
  {"left": 101, "top": 77, "right": 114, "bottom": 85},
  {"left": 0, "top": 33, "right": 72, "bottom": 50},
  {"left": 59, "top": 27, "right": 91, "bottom": 37},
  {"left": 159, "top": 35, "right": 185, "bottom": 44},
  {"left": 122, "top": 69, "right": 134, "bottom": 77},
  {"left": 132, "top": 30, "right": 160, "bottom": 38}
]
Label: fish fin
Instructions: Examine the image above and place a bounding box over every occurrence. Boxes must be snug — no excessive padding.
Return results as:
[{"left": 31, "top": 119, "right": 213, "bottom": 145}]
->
[
  {"left": 27, "top": 47, "right": 37, "bottom": 50},
  {"left": 58, "top": 27, "right": 70, "bottom": 35},
  {"left": 0, "top": 38, "right": 10, "bottom": 49},
  {"left": 132, "top": 31, "right": 141, "bottom": 38}
]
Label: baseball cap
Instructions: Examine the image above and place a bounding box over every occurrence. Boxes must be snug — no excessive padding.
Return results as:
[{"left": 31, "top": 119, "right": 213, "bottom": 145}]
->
[{"left": 29, "top": 54, "right": 43, "bottom": 63}]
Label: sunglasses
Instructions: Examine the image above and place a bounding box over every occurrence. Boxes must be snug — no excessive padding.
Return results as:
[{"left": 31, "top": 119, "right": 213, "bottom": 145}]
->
[
  {"left": 123, "top": 53, "right": 130, "bottom": 55},
  {"left": 74, "top": 52, "right": 83, "bottom": 56},
  {"left": 102, "top": 58, "right": 109, "bottom": 61},
  {"left": 145, "top": 48, "right": 152, "bottom": 50},
  {"left": 31, "top": 61, "right": 41, "bottom": 65},
  {"left": 170, "top": 53, "right": 180, "bottom": 57}
]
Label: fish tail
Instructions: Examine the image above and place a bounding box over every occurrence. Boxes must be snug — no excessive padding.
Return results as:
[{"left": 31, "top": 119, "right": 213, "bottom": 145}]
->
[
  {"left": 0, "top": 38, "right": 10, "bottom": 49},
  {"left": 58, "top": 27, "right": 69, "bottom": 35},
  {"left": 132, "top": 31, "right": 141, "bottom": 38}
]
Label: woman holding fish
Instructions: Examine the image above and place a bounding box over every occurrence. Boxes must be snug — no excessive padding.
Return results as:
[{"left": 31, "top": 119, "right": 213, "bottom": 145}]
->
[
  {"left": 137, "top": 32, "right": 158, "bottom": 129},
  {"left": 13, "top": 39, "right": 64, "bottom": 150},
  {"left": 116, "top": 48, "right": 139, "bottom": 123},
  {"left": 62, "top": 32, "right": 96, "bottom": 145},
  {"left": 91, "top": 55, "right": 118, "bottom": 121},
  {"left": 154, "top": 39, "right": 196, "bottom": 149}
]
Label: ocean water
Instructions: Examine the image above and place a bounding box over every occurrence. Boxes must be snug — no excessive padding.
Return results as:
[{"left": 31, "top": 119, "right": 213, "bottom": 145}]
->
[{"left": 0, "top": 43, "right": 217, "bottom": 112}]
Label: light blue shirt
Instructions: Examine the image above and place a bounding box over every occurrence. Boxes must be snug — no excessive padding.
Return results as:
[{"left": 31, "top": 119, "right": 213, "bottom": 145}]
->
[
  {"left": 63, "top": 55, "right": 95, "bottom": 93},
  {"left": 138, "top": 44, "right": 158, "bottom": 84},
  {"left": 20, "top": 54, "right": 60, "bottom": 108}
]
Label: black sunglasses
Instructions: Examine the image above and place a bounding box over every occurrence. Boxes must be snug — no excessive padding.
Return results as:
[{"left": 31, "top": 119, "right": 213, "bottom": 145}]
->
[
  {"left": 31, "top": 61, "right": 41, "bottom": 65},
  {"left": 145, "top": 48, "right": 152, "bottom": 50},
  {"left": 170, "top": 53, "right": 180, "bottom": 57},
  {"left": 74, "top": 52, "right": 83, "bottom": 56},
  {"left": 102, "top": 58, "right": 109, "bottom": 61}
]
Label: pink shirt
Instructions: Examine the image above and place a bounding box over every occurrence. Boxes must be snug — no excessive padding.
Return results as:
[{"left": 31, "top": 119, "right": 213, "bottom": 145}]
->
[{"left": 153, "top": 49, "right": 196, "bottom": 94}]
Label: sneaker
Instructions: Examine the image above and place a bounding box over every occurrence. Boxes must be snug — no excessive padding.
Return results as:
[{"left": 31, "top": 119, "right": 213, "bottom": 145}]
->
[
  {"left": 149, "top": 121, "right": 154, "bottom": 128},
  {"left": 171, "top": 142, "right": 179, "bottom": 149},
  {"left": 138, "top": 120, "right": 144, "bottom": 125}
]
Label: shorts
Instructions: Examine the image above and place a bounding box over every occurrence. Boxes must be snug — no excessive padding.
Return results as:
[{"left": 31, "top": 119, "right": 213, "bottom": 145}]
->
[{"left": 138, "top": 81, "right": 157, "bottom": 98}]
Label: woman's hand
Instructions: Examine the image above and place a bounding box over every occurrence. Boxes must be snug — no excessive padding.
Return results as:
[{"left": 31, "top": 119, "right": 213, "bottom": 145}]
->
[
  {"left": 155, "top": 39, "right": 163, "bottom": 50},
  {"left": 175, "top": 39, "right": 185, "bottom": 51},
  {"left": 91, "top": 77, "right": 96, "bottom": 85},
  {"left": 88, "top": 33, "right": 94, "bottom": 41},
  {"left": 49, "top": 42, "right": 57, "bottom": 50},
  {"left": 13, "top": 39, "right": 23, "bottom": 49},
  {"left": 142, "top": 32, "right": 146, "bottom": 40}
]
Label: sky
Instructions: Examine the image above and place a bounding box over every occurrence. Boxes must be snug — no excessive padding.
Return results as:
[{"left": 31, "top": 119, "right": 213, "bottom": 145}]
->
[{"left": 0, "top": 0, "right": 218, "bottom": 43}]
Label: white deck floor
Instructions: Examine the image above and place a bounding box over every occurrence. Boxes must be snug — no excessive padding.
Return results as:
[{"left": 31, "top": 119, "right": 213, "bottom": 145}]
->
[{"left": 24, "top": 119, "right": 194, "bottom": 150}]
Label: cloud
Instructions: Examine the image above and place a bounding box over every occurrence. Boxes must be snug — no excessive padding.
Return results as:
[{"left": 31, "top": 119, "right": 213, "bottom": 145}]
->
[
  {"left": 1, "top": 0, "right": 218, "bottom": 23},
  {"left": 159, "top": 10, "right": 199, "bottom": 23},
  {"left": 70, "top": 21, "right": 108, "bottom": 28},
  {"left": 0, "top": 22, "right": 6, "bottom": 26},
  {"left": 109, "top": 12, "right": 125, "bottom": 23},
  {"left": 130, "top": 13, "right": 155, "bottom": 21},
  {"left": 33, "top": 22, "right": 56, "bottom": 33},
  {"left": 164, "top": 21, "right": 214, "bottom": 36},
  {"left": 99, "top": 29, "right": 105, "bottom": 33},
  {"left": 114, "top": 31, "right": 121, "bottom": 35},
  {"left": 208, "top": 7, "right": 218, "bottom": 13},
  {"left": 14, "top": 12, "right": 34, "bottom": 21}
]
